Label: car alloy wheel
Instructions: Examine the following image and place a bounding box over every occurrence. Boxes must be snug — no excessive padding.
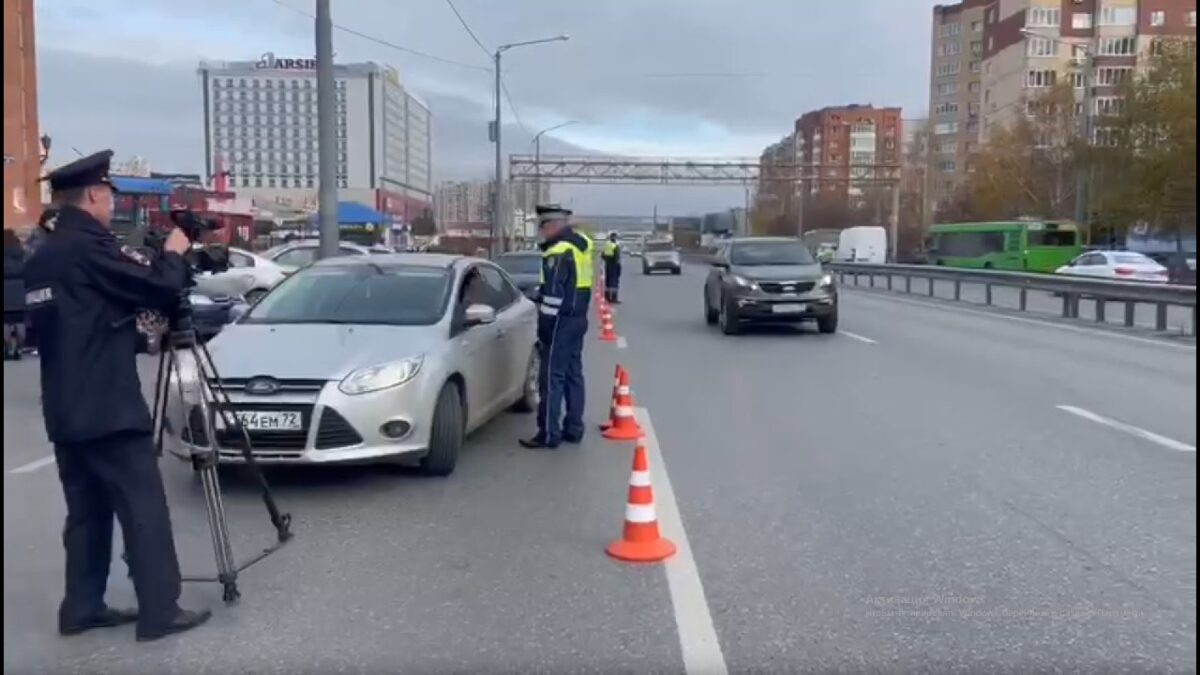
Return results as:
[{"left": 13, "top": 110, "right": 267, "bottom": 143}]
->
[{"left": 511, "top": 348, "right": 540, "bottom": 413}]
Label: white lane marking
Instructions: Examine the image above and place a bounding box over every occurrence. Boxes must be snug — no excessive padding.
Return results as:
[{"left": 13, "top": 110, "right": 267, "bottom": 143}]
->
[
  {"left": 845, "top": 289, "right": 1196, "bottom": 352},
  {"left": 1057, "top": 405, "right": 1196, "bottom": 453},
  {"left": 839, "top": 330, "right": 878, "bottom": 344},
  {"left": 636, "top": 408, "right": 729, "bottom": 675},
  {"left": 616, "top": 336, "right": 628, "bottom": 349},
  {"left": 8, "top": 456, "right": 56, "bottom": 475}
]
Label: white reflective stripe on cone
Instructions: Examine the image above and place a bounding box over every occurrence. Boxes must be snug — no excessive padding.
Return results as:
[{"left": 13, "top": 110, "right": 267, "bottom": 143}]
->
[
  {"left": 540, "top": 305, "right": 560, "bottom": 316},
  {"left": 629, "top": 470, "right": 651, "bottom": 487},
  {"left": 543, "top": 296, "right": 563, "bottom": 307},
  {"left": 615, "top": 406, "right": 635, "bottom": 416},
  {"left": 616, "top": 386, "right": 631, "bottom": 395},
  {"left": 625, "top": 502, "right": 658, "bottom": 523}
]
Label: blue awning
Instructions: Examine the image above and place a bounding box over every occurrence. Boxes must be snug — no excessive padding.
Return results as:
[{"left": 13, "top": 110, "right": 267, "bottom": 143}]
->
[
  {"left": 111, "top": 176, "right": 175, "bottom": 195},
  {"left": 311, "top": 201, "right": 390, "bottom": 226}
]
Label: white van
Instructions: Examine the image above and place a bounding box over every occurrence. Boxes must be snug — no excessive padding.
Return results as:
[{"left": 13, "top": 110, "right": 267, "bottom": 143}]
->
[{"left": 836, "top": 226, "right": 888, "bottom": 263}]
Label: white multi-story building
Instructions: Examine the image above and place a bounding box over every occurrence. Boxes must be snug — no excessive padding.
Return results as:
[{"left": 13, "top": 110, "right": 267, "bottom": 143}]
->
[{"left": 198, "top": 54, "right": 433, "bottom": 223}]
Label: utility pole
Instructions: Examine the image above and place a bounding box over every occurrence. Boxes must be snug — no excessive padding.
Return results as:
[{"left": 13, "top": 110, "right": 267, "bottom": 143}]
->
[
  {"left": 890, "top": 177, "right": 902, "bottom": 262},
  {"left": 315, "top": 0, "right": 339, "bottom": 260},
  {"left": 1075, "top": 42, "right": 1096, "bottom": 231},
  {"left": 491, "top": 50, "right": 503, "bottom": 258}
]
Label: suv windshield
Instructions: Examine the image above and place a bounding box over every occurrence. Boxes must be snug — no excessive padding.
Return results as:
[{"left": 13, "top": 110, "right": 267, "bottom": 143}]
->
[
  {"left": 731, "top": 241, "right": 815, "bottom": 266},
  {"left": 496, "top": 254, "right": 542, "bottom": 275},
  {"left": 243, "top": 264, "right": 451, "bottom": 325}
]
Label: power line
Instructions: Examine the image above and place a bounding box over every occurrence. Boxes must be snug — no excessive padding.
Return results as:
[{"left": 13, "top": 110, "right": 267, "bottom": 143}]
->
[
  {"left": 501, "top": 78, "right": 530, "bottom": 136},
  {"left": 442, "top": 0, "right": 492, "bottom": 58},
  {"left": 263, "top": 0, "right": 489, "bottom": 72}
]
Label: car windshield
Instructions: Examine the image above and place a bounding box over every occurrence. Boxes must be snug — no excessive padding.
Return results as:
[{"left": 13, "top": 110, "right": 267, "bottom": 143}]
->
[
  {"left": 731, "top": 241, "right": 814, "bottom": 265},
  {"left": 496, "top": 255, "right": 542, "bottom": 275},
  {"left": 242, "top": 264, "right": 451, "bottom": 325},
  {"left": 645, "top": 242, "right": 674, "bottom": 252}
]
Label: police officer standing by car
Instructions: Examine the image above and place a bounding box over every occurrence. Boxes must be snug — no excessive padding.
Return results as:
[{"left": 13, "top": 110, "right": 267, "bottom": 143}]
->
[
  {"left": 601, "top": 232, "right": 622, "bottom": 304},
  {"left": 23, "top": 150, "right": 211, "bottom": 642},
  {"left": 520, "top": 205, "right": 593, "bottom": 449}
]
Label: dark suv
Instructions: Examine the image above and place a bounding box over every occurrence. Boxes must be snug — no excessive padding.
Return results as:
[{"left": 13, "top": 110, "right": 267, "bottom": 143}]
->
[{"left": 702, "top": 237, "right": 838, "bottom": 335}]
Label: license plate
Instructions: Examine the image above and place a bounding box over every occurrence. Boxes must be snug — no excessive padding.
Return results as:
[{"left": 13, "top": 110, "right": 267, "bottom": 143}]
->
[
  {"left": 235, "top": 411, "right": 303, "bottom": 431},
  {"left": 772, "top": 303, "right": 807, "bottom": 314}
]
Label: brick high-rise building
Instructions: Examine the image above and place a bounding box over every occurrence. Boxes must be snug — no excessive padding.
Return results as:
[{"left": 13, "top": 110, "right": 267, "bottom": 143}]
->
[
  {"left": 4, "top": 0, "right": 41, "bottom": 231},
  {"left": 793, "top": 104, "right": 903, "bottom": 205},
  {"left": 928, "top": 0, "right": 989, "bottom": 217}
]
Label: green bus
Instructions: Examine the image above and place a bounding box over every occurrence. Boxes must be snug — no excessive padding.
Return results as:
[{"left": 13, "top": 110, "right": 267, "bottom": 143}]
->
[{"left": 926, "top": 221, "right": 1083, "bottom": 273}]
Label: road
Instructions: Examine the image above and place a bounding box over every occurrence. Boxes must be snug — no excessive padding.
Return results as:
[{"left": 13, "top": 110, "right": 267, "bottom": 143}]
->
[{"left": 4, "top": 262, "right": 1196, "bottom": 673}]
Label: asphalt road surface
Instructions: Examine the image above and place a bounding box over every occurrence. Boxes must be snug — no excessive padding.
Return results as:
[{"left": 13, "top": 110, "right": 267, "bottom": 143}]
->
[{"left": 4, "top": 262, "right": 1196, "bottom": 674}]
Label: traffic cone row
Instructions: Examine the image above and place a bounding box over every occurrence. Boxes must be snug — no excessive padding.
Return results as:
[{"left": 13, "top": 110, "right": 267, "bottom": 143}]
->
[
  {"left": 597, "top": 302, "right": 617, "bottom": 342},
  {"left": 601, "top": 366, "right": 642, "bottom": 439}
]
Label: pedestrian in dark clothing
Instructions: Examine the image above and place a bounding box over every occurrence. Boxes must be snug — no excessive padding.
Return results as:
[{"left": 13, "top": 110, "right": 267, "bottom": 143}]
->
[
  {"left": 4, "top": 229, "right": 27, "bottom": 359},
  {"left": 24, "top": 149, "right": 211, "bottom": 642}
]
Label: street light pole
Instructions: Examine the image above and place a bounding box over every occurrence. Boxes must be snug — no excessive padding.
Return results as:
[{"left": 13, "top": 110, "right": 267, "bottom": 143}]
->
[
  {"left": 490, "top": 35, "right": 569, "bottom": 257},
  {"left": 315, "top": 0, "right": 339, "bottom": 260},
  {"left": 532, "top": 120, "right": 578, "bottom": 208}
]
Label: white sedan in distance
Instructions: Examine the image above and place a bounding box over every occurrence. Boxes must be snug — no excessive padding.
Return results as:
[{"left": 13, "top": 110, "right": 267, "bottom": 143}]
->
[
  {"left": 192, "top": 247, "right": 288, "bottom": 303},
  {"left": 1056, "top": 251, "right": 1171, "bottom": 283}
]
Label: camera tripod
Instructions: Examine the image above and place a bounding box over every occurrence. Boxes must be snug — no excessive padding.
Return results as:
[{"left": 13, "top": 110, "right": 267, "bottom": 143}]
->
[{"left": 149, "top": 310, "right": 293, "bottom": 604}]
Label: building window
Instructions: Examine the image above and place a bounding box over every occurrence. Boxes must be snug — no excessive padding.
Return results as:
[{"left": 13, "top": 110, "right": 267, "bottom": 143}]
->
[
  {"left": 970, "top": 41, "right": 983, "bottom": 56},
  {"left": 1027, "top": 7, "right": 1061, "bottom": 27},
  {"left": 1095, "top": 67, "right": 1133, "bottom": 86},
  {"left": 968, "top": 81, "right": 981, "bottom": 93},
  {"left": 1026, "top": 37, "right": 1057, "bottom": 57},
  {"left": 940, "top": 41, "right": 962, "bottom": 56},
  {"left": 1072, "top": 12, "right": 1092, "bottom": 29},
  {"left": 936, "top": 82, "right": 959, "bottom": 96},
  {"left": 1187, "top": 11, "right": 1197, "bottom": 28},
  {"left": 968, "top": 102, "right": 981, "bottom": 117},
  {"left": 1150, "top": 10, "right": 1166, "bottom": 27},
  {"left": 1025, "top": 69, "right": 1058, "bottom": 88},
  {"left": 1071, "top": 71, "right": 1085, "bottom": 88},
  {"left": 1094, "top": 97, "right": 1125, "bottom": 116},
  {"left": 1098, "top": 6, "right": 1136, "bottom": 26},
  {"left": 937, "top": 160, "right": 957, "bottom": 172},
  {"left": 969, "top": 60, "right": 982, "bottom": 73},
  {"left": 934, "top": 121, "right": 960, "bottom": 135},
  {"left": 971, "top": 20, "right": 982, "bottom": 33},
  {"left": 938, "top": 22, "right": 961, "bottom": 38},
  {"left": 935, "top": 61, "right": 962, "bottom": 77},
  {"left": 934, "top": 101, "right": 960, "bottom": 116},
  {"left": 1098, "top": 37, "right": 1137, "bottom": 56}
]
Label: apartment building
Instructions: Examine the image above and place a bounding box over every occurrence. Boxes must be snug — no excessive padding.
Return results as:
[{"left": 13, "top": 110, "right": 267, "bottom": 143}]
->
[
  {"left": 928, "top": 0, "right": 989, "bottom": 215},
  {"left": 793, "top": 104, "right": 903, "bottom": 205}
]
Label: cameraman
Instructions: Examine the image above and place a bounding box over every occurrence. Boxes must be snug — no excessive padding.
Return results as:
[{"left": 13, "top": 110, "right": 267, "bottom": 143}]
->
[{"left": 24, "top": 150, "right": 210, "bottom": 642}]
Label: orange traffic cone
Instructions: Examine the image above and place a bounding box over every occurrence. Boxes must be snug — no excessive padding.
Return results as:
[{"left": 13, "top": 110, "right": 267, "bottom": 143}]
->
[
  {"left": 601, "top": 368, "right": 642, "bottom": 439},
  {"left": 606, "top": 443, "right": 676, "bottom": 563},
  {"left": 600, "top": 365, "right": 624, "bottom": 431},
  {"left": 598, "top": 308, "right": 618, "bottom": 343}
]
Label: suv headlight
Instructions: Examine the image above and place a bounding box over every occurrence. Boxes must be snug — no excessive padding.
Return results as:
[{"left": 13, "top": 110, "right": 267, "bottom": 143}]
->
[
  {"left": 819, "top": 274, "right": 835, "bottom": 289},
  {"left": 727, "top": 274, "right": 758, "bottom": 290},
  {"left": 339, "top": 355, "right": 424, "bottom": 395}
]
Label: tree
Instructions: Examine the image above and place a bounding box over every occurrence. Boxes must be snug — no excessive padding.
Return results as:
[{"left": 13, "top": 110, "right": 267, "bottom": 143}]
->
[{"left": 1091, "top": 39, "right": 1196, "bottom": 251}]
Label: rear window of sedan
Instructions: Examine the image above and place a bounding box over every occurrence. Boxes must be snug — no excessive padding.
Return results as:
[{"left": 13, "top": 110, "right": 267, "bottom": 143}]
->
[
  {"left": 243, "top": 264, "right": 452, "bottom": 326},
  {"left": 496, "top": 254, "right": 542, "bottom": 276}
]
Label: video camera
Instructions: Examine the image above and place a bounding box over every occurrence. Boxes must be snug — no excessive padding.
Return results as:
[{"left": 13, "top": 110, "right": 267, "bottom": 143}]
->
[{"left": 144, "top": 208, "right": 231, "bottom": 276}]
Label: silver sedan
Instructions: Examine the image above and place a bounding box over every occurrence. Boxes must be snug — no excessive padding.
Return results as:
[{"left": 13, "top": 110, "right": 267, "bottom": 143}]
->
[{"left": 164, "top": 253, "right": 539, "bottom": 475}]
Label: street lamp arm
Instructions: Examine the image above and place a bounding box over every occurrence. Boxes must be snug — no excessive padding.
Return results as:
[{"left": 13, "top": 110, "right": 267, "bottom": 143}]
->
[{"left": 497, "top": 35, "right": 569, "bottom": 53}]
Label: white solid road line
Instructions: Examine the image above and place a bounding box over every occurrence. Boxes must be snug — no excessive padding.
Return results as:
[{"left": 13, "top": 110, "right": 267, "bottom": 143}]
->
[
  {"left": 616, "top": 336, "right": 628, "bottom": 349},
  {"left": 636, "top": 408, "right": 729, "bottom": 675},
  {"left": 846, "top": 289, "right": 1196, "bottom": 352},
  {"left": 1057, "top": 405, "right": 1196, "bottom": 453},
  {"left": 838, "top": 330, "right": 878, "bottom": 344},
  {"left": 8, "top": 456, "right": 56, "bottom": 475}
]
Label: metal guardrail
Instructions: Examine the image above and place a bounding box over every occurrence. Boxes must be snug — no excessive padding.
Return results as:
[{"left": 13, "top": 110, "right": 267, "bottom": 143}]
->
[{"left": 827, "top": 262, "right": 1198, "bottom": 336}]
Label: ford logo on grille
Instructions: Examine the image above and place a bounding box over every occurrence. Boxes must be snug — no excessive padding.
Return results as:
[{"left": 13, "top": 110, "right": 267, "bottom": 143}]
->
[
  {"left": 245, "top": 377, "right": 281, "bottom": 396},
  {"left": 782, "top": 284, "right": 795, "bottom": 292}
]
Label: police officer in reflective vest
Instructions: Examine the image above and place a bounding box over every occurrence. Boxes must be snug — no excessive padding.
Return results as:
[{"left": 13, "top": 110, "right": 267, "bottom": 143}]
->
[
  {"left": 601, "top": 232, "right": 622, "bottom": 304},
  {"left": 520, "top": 205, "right": 593, "bottom": 449},
  {"left": 23, "top": 150, "right": 211, "bottom": 642}
]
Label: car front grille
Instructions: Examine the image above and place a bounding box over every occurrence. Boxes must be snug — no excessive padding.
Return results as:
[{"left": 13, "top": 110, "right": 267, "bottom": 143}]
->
[
  {"left": 208, "top": 378, "right": 327, "bottom": 394},
  {"left": 315, "top": 408, "right": 363, "bottom": 449},
  {"left": 759, "top": 281, "right": 815, "bottom": 294}
]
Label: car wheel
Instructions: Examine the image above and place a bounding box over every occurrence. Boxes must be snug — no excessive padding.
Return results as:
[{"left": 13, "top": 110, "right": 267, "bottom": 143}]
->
[
  {"left": 817, "top": 310, "right": 839, "bottom": 334},
  {"left": 245, "top": 288, "right": 268, "bottom": 304},
  {"left": 703, "top": 292, "right": 718, "bottom": 325},
  {"left": 419, "top": 382, "right": 463, "bottom": 476},
  {"left": 718, "top": 295, "right": 742, "bottom": 335},
  {"left": 510, "top": 348, "right": 540, "bottom": 413}
]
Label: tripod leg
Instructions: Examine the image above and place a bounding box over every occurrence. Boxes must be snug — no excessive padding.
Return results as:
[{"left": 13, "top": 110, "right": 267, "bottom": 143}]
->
[
  {"left": 151, "top": 348, "right": 172, "bottom": 453},
  {"left": 193, "top": 341, "right": 292, "bottom": 543},
  {"left": 193, "top": 375, "right": 240, "bottom": 604}
]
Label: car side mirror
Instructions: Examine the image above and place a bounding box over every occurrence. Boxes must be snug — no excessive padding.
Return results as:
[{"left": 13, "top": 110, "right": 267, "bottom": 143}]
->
[
  {"left": 711, "top": 259, "right": 729, "bottom": 269},
  {"left": 229, "top": 303, "right": 251, "bottom": 322},
  {"left": 464, "top": 303, "right": 496, "bottom": 326}
]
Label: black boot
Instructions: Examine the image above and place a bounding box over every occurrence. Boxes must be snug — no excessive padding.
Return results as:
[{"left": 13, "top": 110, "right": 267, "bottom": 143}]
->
[
  {"left": 59, "top": 606, "right": 139, "bottom": 636},
  {"left": 136, "top": 608, "right": 212, "bottom": 642}
]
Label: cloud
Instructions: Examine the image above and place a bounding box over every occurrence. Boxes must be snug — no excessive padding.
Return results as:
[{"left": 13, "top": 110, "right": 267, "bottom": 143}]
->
[{"left": 34, "top": 0, "right": 941, "bottom": 215}]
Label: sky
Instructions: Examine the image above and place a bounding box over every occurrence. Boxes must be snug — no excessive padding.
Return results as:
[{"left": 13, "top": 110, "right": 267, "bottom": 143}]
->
[{"left": 35, "top": 0, "right": 941, "bottom": 216}]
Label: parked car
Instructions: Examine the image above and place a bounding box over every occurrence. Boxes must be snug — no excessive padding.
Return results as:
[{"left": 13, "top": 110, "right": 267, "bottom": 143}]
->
[
  {"left": 1055, "top": 250, "right": 1170, "bottom": 283},
  {"left": 703, "top": 237, "right": 838, "bottom": 335},
  {"left": 164, "top": 253, "right": 539, "bottom": 476},
  {"left": 263, "top": 240, "right": 374, "bottom": 273},
  {"left": 192, "top": 247, "right": 287, "bottom": 304},
  {"left": 642, "top": 241, "right": 682, "bottom": 275},
  {"left": 189, "top": 290, "right": 248, "bottom": 343},
  {"left": 495, "top": 251, "right": 542, "bottom": 299}
]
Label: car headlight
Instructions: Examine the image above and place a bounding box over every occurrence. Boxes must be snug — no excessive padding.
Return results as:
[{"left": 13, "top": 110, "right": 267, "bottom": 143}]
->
[
  {"left": 189, "top": 294, "right": 215, "bottom": 306},
  {"left": 338, "top": 355, "right": 424, "bottom": 395},
  {"left": 819, "top": 274, "right": 835, "bottom": 288},
  {"left": 727, "top": 274, "right": 758, "bottom": 290}
]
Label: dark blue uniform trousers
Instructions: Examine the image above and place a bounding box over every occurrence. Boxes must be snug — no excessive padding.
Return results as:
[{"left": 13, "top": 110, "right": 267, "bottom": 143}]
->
[
  {"left": 536, "top": 315, "right": 588, "bottom": 443},
  {"left": 53, "top": 431, "right": 182, "bottom": 630}
]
